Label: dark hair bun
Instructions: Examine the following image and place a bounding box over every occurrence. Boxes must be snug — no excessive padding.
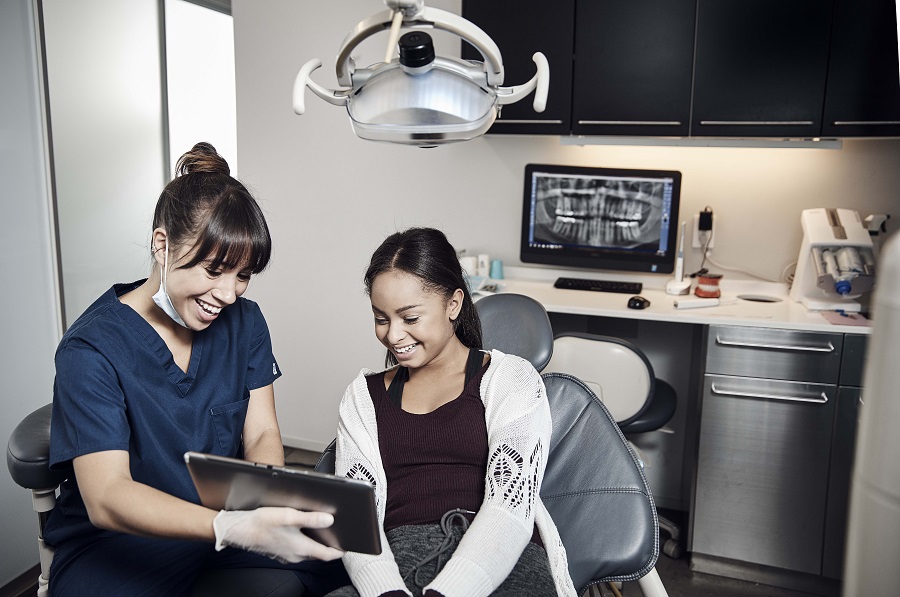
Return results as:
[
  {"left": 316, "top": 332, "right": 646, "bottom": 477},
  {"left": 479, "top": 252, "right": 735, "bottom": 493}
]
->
[{"left": 175, "top": 142, "right": 230, "bottom": 177}]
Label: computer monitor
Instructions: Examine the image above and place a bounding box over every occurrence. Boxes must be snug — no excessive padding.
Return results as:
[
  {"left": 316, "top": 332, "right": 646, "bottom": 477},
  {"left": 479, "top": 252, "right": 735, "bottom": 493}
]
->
[{"left": 520, "top": 163, "right": 682, "bottom": 274}]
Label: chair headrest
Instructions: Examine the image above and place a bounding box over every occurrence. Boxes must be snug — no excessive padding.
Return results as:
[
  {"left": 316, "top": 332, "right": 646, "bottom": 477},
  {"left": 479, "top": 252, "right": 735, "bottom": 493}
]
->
[{"left": 476, "top": 293, "right": 553, "bottom": 371}]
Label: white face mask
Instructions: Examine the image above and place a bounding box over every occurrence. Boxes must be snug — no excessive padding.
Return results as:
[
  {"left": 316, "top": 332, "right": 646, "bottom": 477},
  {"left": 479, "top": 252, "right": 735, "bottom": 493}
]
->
[{"left": 151, "top": 238, "right": 189, "bottom": 328}]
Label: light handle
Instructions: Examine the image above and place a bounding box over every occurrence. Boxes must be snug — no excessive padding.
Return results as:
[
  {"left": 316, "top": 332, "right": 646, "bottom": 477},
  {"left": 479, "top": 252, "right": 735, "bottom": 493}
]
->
[
  {"left": 496, "top": 52, "right": 549, "bottom": 112},
  {"left": 292, "top": 59, "right": 349, "bottom": 115}
]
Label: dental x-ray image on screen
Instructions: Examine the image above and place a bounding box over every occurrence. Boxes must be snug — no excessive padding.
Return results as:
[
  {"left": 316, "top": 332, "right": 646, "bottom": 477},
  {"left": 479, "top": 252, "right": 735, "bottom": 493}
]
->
[
  {"left": 533, "top": 174, "right": 666, "bottom": 249},
  {"left": 520, "top": 164, "right": 681, "bottom": 274}
]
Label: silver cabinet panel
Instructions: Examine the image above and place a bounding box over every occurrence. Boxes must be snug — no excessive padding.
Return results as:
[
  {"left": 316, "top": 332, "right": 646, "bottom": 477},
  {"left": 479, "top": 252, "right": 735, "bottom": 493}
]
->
[
  {"left": 705, "top": 325, "right": 844, "bottom": 384},
  {"left": 693, "top": 374, "right": 837, "bottom": 574}
]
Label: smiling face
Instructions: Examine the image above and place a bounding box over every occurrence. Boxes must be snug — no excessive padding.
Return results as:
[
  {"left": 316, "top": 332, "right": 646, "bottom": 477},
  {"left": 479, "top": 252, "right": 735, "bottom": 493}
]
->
[
  {"left": 155, "top": 231, "right": 252, "bottom": 331},
  {"left": 369, "top": 269, "right": 464, "bottom": 369}
]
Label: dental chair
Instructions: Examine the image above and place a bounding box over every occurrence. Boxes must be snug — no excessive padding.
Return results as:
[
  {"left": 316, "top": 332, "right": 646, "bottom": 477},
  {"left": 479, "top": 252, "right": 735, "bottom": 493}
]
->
[
  {"left": 543, "top": 332, "right": 683, "bottom": 559},
  {"left": 314, "top": 372, "right": 669, "bottom": 597},
  {"left": 6, "top": 405, "right": 305, "bottom": 597}
]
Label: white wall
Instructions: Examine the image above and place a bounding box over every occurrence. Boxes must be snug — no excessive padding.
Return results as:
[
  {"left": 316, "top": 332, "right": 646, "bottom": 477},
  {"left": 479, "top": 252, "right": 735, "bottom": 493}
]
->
[
  {"left": 233, "top": 0, "right": 900, "bottom": 450},
  {"left": 0, "top": 0, "right": 64, "bottom": 587}
]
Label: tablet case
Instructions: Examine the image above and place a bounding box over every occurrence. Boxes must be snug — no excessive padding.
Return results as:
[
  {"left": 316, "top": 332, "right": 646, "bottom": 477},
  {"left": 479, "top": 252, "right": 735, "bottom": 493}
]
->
[{"left": 184, "top": 451, "right": 381, "bottom": 555}]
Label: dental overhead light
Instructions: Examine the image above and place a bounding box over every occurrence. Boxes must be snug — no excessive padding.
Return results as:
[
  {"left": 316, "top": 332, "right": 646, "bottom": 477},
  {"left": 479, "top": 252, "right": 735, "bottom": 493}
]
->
[{"left": 292, "top": 0, "right": 549, "bottom": 146}]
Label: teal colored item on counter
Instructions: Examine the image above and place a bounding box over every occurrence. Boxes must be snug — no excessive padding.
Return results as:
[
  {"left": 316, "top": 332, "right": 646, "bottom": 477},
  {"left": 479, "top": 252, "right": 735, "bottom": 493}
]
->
[{"left": 490, "top": 259, "right": 504, "bottom": 279}]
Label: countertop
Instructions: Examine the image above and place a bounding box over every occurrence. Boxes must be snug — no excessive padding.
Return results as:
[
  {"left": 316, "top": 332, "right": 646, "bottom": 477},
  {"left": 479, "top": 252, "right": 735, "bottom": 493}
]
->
[{"left": 485, "top": 267, "right": 872, "bottom": 334}]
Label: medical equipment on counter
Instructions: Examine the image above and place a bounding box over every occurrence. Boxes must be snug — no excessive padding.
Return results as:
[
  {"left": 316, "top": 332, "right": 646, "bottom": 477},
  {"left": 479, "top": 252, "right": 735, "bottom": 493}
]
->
[
  {"left": 293, "top": 0, "right": 549, "bottom": 146},
  {"left": 665, "top": 221, "right": 691, "bottom": 295},
  {"left": 674, "top": 296, "right": 737, "bottom": 309},
  {"left": 789, "top": 208, "right": 876, "bottom": 313}
]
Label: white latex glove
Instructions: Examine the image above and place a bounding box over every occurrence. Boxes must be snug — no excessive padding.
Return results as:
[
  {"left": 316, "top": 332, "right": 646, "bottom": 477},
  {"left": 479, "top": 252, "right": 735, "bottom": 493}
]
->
[{"left": 213, "top": 507, "right": 344, "bottom": 563}]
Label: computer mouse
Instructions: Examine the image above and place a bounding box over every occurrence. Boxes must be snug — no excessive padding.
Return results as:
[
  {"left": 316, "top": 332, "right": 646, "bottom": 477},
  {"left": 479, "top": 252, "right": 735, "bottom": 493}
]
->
[{"left": 627, "top": 295, "right": 650, "bottom": 310}]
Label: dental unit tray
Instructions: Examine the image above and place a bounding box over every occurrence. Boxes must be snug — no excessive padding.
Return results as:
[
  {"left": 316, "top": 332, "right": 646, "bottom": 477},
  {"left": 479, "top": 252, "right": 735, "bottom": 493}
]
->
[{"left": 292, "top": 0, "right": 549, "bottom": 146}]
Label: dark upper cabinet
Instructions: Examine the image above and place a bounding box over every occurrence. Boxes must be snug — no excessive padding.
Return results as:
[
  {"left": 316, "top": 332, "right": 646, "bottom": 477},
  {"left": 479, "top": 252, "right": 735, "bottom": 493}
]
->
[
  {"left": 463, "top": 0, "right": 900, "bottom": 139},
  {"left": 821, "top": 0, "right": 900, "bottom": 137},
  {"left": 691, "top": 0, "right": 833, "bottom": 138},
  {"left": 461, "top": 0, "right": 575, "bottom": 135},
  {"left": 572, "top": 0, "right": 696, "bottom": 137}
]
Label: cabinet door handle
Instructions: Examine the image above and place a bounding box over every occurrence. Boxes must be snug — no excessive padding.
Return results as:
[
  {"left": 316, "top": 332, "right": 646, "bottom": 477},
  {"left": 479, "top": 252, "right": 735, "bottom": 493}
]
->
[
  {"left": 832, "top": 121, "right": 900, "bottom": 126},
  {"left": 494, "top": 119, "right": 563, "bottom": 125},
  {"left": 578, "top": 120, "right": 682, "bottom": 126},
  {"left": 699, "top": 120, "right": 814, "bottom": 126},
  {"left": 715, "top": 336, "right": 835, "bottom": 353},
  {"left": 710, "top": 383, "right": 829, "bottom": 404}
]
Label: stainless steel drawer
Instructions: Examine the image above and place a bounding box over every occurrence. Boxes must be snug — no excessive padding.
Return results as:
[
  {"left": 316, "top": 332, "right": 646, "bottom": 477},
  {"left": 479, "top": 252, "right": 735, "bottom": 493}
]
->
[
  {"left": 693, "top": 374, "right": 837, "bottom": 574},
  {"left": 705, "top": 325, "right": 843, "bottom": 384}
]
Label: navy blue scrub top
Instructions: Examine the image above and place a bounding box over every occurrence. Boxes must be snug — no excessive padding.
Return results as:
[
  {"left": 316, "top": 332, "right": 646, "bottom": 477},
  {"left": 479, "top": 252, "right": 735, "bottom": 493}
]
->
[{"left": 44, "top": 280, "right": 282, "bottom": 545}]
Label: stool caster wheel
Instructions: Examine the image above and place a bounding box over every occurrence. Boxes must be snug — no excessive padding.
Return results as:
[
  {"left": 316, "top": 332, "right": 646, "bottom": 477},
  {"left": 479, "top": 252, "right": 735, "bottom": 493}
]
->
[{"left": 663, "top": 538, "right": 683, "bottom": 559}]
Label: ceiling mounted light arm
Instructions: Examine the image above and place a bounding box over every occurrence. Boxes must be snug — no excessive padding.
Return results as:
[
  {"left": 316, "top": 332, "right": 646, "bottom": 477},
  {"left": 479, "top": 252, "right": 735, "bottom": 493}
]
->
[
  {"left": 383, "top": 9, "right": 405, "bottom": 63},
  {"left": 497, "top": 52, "right": 549, "bottom": 112},
  {"left": 334, "top": 5, "right": 505, "bottom": 87},
  {"left": 292, "top": 59, "right": 349, "bottom": 115}
]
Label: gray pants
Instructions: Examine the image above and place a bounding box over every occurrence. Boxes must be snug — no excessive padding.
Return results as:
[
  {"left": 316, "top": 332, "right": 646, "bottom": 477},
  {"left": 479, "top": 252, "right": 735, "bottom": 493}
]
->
[{"left": 327, "top": 522, "right": 556, "bottom": 597}]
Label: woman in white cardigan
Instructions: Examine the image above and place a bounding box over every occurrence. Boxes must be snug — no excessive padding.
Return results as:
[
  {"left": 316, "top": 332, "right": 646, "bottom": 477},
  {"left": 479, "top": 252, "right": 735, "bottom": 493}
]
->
[{"left": 326, "top": 228, "right": 576, "bottom": 597}]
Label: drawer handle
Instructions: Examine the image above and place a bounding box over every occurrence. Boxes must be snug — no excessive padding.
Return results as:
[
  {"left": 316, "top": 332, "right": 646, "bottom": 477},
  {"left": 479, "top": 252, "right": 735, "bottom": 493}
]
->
[
  {"left": 699, "top": 120, "right": 814, "bottom": 126},
  {"left": 494, "top": 119, "right": 563, "bottom": 125},
  {"left": 715, "top": 336, "right": 835, "bottom": 353},
  {"left": 833, "top": 121, "right": 900, "bottom": 126},
  {"left": 711, "top": 383, "right": 829, "bottom": 404},
  {"left": 578, "top": 120, "right": 682, "bottom": 126}
]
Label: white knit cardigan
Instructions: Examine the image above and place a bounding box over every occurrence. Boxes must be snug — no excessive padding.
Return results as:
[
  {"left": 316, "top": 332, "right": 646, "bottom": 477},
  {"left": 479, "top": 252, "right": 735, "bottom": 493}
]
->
[{"left": 335, "top": 349, "right": 577, "bottom": 597}]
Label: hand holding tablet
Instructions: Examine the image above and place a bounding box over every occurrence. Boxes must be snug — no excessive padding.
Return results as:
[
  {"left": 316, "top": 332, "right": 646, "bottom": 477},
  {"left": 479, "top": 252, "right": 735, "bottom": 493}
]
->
[
  {"left": 185, "top": 452, "right": 382, "bottom": 555},
  {"left": 213, "top": 507, "right": 345, "bottom": 562}
]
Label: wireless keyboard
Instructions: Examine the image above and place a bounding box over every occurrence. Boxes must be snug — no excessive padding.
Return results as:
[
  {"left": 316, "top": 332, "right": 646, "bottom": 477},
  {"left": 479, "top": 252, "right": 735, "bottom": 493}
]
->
[{"left": 553, "top": 277, "right": 643, "bottom": 294}]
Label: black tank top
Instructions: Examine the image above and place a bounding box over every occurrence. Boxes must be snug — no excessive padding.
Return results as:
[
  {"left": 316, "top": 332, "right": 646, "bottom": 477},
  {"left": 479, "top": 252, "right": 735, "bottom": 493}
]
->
[{"left": 386, "top": 347, "right": 485, "bottom": 408}]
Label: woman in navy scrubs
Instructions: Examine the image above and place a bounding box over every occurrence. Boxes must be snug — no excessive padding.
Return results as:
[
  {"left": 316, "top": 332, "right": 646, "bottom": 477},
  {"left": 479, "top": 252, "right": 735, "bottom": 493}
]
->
[{"left": 43, "top": 143, "right": 348, "bottom": 596}]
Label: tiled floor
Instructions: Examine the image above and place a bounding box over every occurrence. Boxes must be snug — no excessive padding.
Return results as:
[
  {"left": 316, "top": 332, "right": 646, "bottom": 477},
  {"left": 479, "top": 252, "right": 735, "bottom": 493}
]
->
[
  {"left": 617, "top": 551, "right": 819, "bottom": 597},
  {"left": 285, "top": 447, "right": 821, "bottom": 597}
]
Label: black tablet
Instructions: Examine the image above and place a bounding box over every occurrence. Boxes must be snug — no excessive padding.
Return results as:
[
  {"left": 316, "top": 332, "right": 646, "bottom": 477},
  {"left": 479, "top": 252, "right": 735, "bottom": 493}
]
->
[{"left": 184, "top": 451, "right": 381, "bottom": 555}]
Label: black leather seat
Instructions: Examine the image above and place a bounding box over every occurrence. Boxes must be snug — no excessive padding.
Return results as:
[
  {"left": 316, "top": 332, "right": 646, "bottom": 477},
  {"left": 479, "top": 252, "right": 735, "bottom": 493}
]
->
[
  {"left": 540, "top": 372, "right": 660, "bottom": 589},
  {"left": 543, "top": 332, "right": 682, "bottom": 558}
]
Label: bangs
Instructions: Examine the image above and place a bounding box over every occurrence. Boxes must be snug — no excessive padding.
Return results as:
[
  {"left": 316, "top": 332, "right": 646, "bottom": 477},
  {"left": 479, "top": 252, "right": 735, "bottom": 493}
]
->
[{"left": 178, "top": 196, "right": 272, "bottom": 273}]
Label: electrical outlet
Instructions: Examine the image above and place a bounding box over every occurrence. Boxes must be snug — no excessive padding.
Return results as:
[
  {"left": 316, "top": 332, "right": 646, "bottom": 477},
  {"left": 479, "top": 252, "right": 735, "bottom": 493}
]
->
[{"left": 692, "top": 214, "right": 715, "bottom": 249}]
